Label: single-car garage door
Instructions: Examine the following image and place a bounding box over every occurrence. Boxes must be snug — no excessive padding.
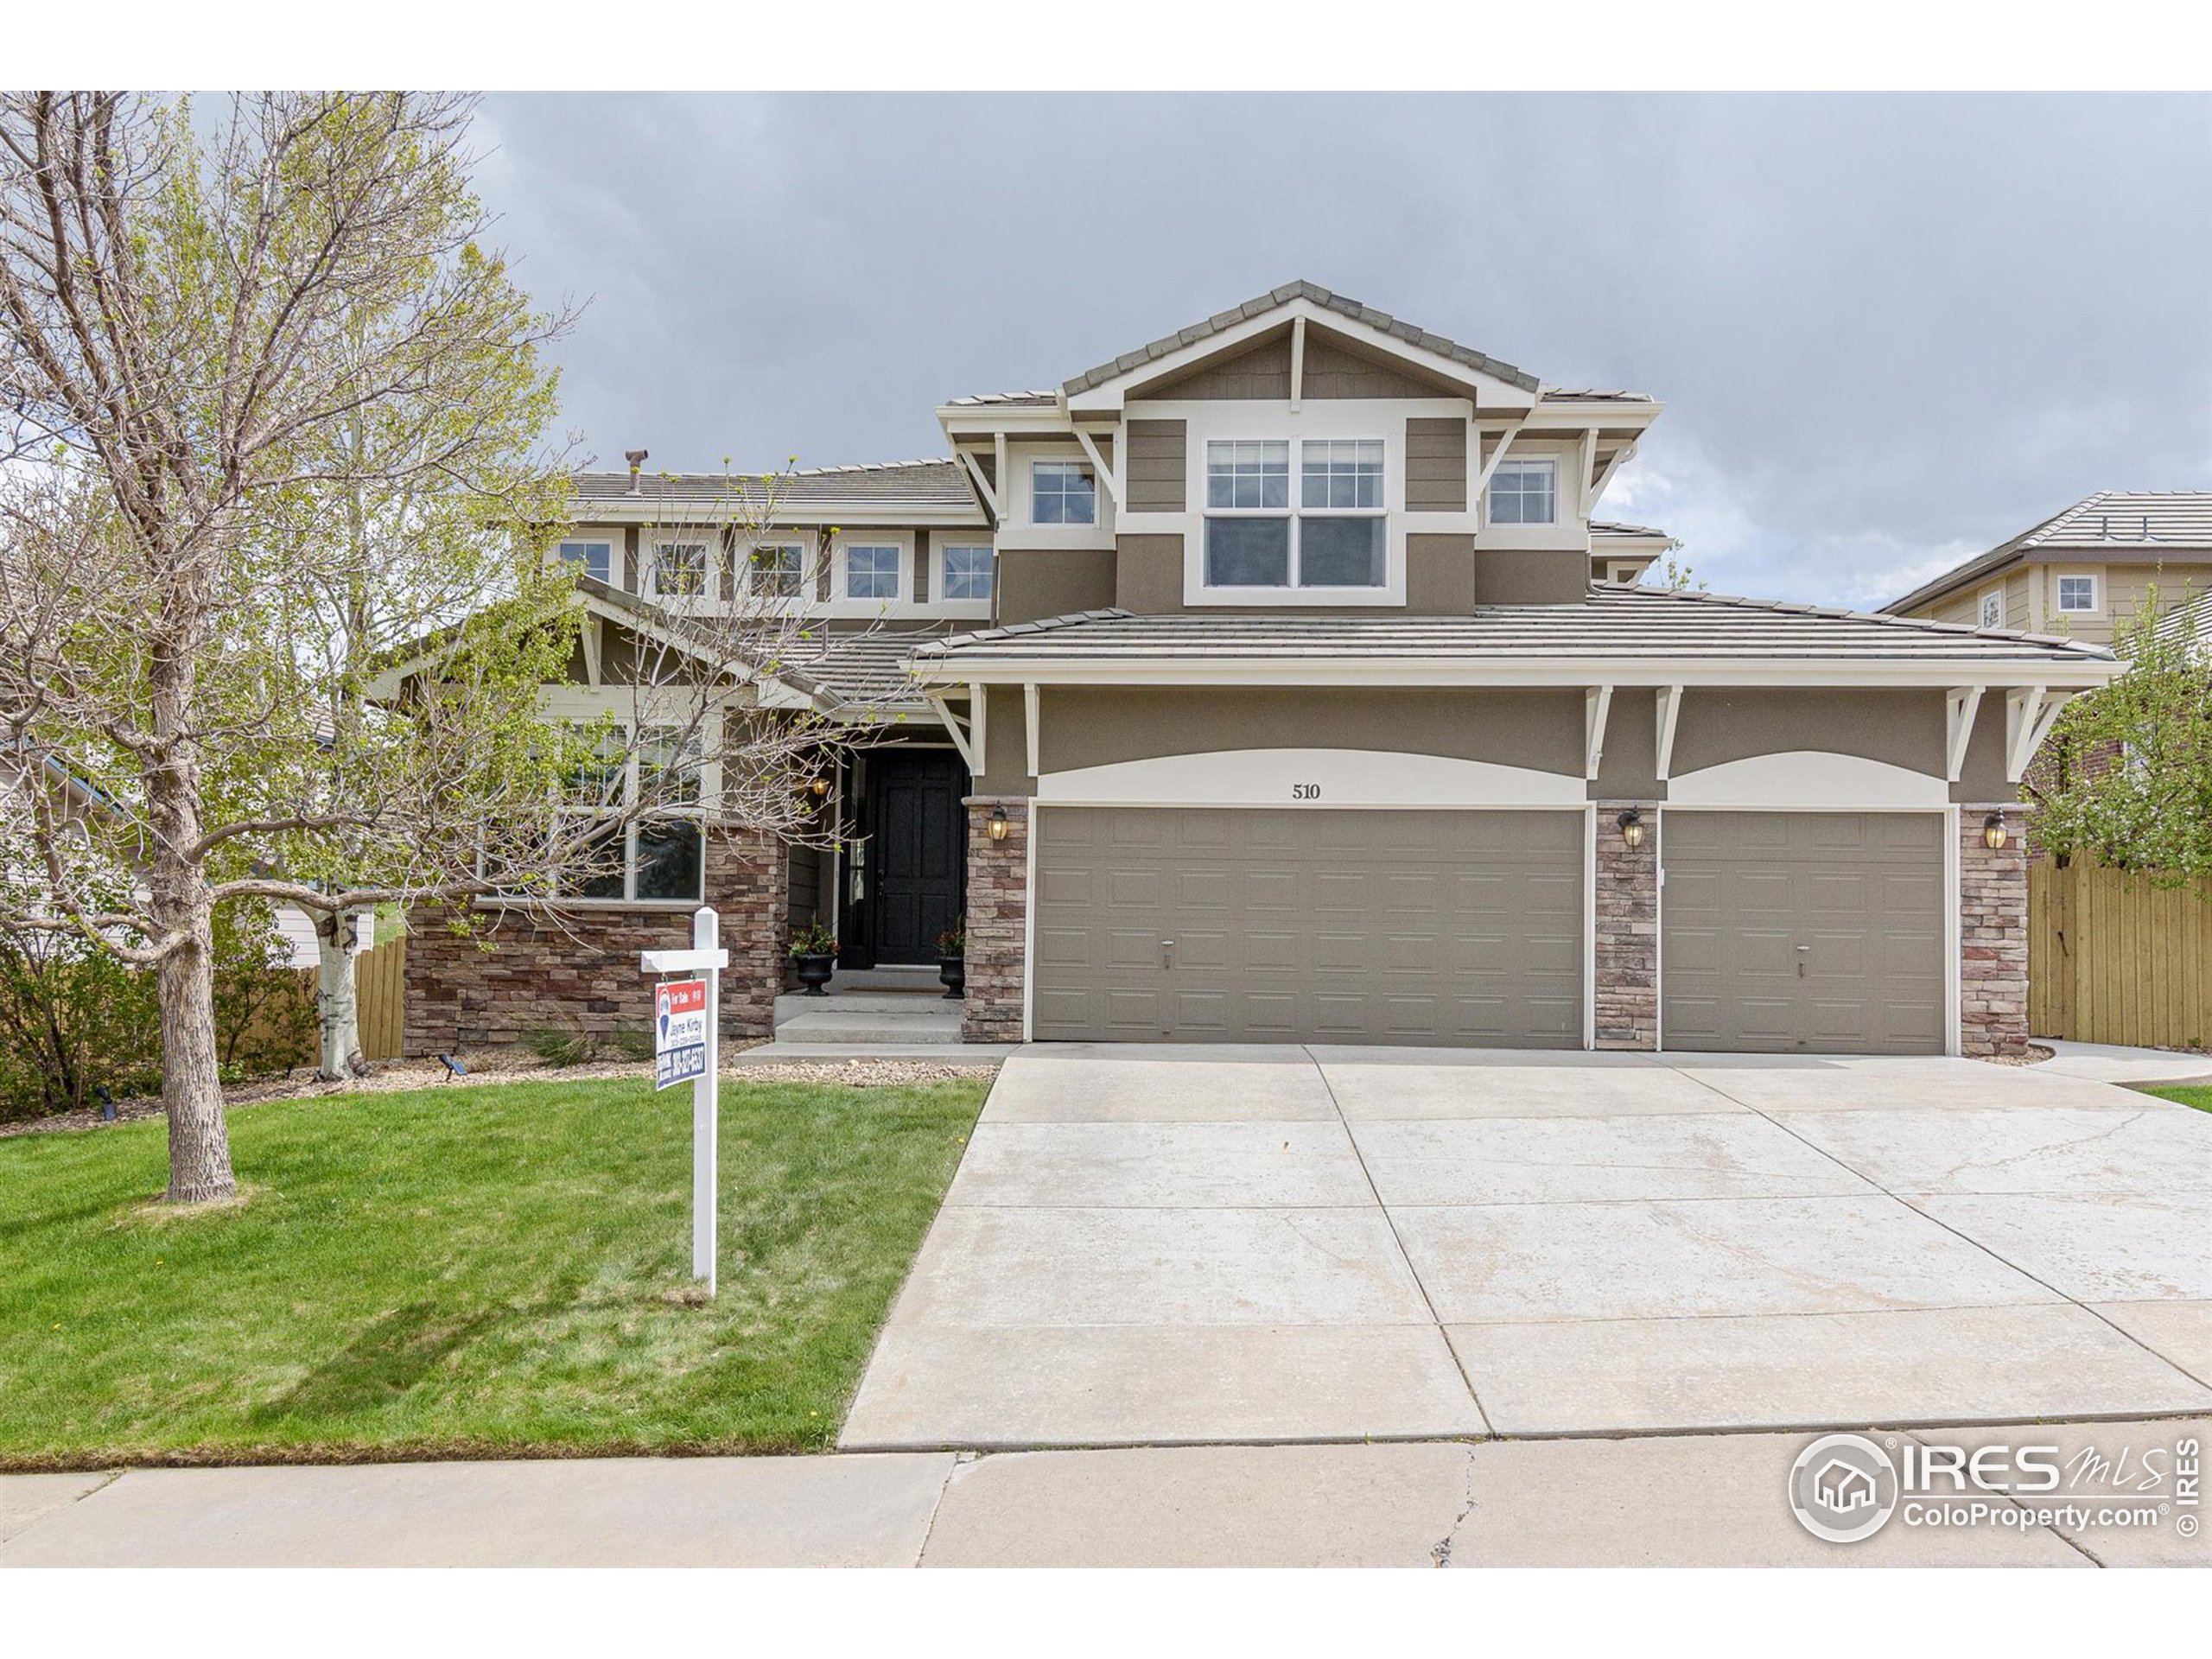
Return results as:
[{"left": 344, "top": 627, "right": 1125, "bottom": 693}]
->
[
  {"left": 1662, "top": 810, "right": 1946, "bottom": 1054},
  {"left": 1033, "top": 807, "right": 1584, "bottom": 1046}
]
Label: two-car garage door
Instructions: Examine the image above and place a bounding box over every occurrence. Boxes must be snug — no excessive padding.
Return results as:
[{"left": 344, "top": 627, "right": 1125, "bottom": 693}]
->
[{"left": 1032, "top": 807, "right": 1584, "bottom": 1046}]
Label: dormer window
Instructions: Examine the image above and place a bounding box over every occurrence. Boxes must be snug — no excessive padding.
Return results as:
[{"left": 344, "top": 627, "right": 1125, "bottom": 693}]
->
[
  {"left": 1032, "top": 461, "right": 1097, "bottom": 526},
  {"left": 1203, "top": 438, "right": 1387, "bottom": 590},
  {"left": 1489, "top": 459, "right": 1557, "bottom": 526}
]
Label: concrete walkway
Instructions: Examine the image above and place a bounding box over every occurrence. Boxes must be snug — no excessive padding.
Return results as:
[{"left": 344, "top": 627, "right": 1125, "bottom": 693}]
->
[
  {"left": 6, "top": 1419, "right": 2205, "bottom": 1566},
  {"left": 843, "top": 1046, "right": 2212, "bottom": 1449},
  {"left": 2040, "top": 1039, "right": 2212, "bottom": 1088}
]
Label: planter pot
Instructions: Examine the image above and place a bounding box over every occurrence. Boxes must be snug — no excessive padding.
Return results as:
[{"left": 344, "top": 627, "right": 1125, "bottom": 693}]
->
[
  {"left": 792, "top": 953, "right": 835, "bottom": 996},
  {"left": 938, "top": 954, "right": 966, "bottom": 1000}
]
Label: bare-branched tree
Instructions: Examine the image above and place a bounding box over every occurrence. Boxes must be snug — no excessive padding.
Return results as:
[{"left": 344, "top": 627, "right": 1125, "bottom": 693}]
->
[{"left": 0, "top": 92, "right": 886, "bottom": 1198}]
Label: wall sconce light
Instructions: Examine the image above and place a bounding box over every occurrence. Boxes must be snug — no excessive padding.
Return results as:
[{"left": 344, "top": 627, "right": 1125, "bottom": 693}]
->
[
  {"left": 807, "top": 775, "right": 830, "bottom": 798},
  {"left": 987, "top": 804, "right": 1011, "bottom": 842},
  {"left": 1982, "top": 811, "right": 2008, "bottom": 852},
  {"left": 1617, "top": 808, "right": 1646, "bottom": 851}
]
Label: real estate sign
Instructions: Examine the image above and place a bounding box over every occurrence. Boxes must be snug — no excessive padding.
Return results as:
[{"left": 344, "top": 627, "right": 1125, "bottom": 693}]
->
[{"left": 654, "top": 977, "right": 709, "bottom": 1090}]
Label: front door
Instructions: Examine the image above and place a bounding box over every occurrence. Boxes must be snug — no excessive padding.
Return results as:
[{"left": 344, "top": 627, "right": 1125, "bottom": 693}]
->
[{"left": 869, "top": 749, "right": 966, "bottom": 963}]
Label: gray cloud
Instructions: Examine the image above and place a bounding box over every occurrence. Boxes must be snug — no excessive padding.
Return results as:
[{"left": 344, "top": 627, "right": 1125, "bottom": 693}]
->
[{"left": 472, "top": 92, "right": 2211, "bottom": 608}]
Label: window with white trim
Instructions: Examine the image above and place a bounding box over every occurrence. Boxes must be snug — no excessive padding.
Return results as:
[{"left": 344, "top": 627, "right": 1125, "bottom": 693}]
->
[
  {"left": 648, "top": 540, "right": 709, "bottom": 600},
  {"left": 1978, "top": 588, "right": 2005, "bottom": 630},
  {"left": 557, "top": 539, "right": 614, "bottom": 584},
  {"left": 1031, "top": 461, "right": 1096, "bottom": 525},
  {"left": 539, "top": 722, "right": 706, "bottom": 905},
  {"left": 1203, "top": 438, "right": 1387, "bottom": 589},
  {"left": 745, "top": 542, "right": 806, "bottom": 599},
  {"left": 1488, "top": 459, "right": 1557, "bottom": 525},
  {"left": 940, "top": 543, "right": 994, "bottom": 603},
  {"left": 2056, "top": 574, "right": 2100, "bottom": 614},
  {"left": 843, "top": 543, "right": 902, "bottom": 601}
]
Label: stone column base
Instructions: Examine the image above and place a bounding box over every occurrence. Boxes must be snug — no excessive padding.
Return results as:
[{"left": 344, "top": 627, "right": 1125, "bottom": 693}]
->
[{"left": 963, "top": 797, "right": 1029, "bottom": 1043}]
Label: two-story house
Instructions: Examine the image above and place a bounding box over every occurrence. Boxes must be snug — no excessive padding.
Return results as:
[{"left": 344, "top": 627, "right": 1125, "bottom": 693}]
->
[
  {"left": 1885, "top": 492, "right": 2212, "bottom": 644},
  {"left": 405, "top": 283, "right": 2118, "bottom": 1062}
]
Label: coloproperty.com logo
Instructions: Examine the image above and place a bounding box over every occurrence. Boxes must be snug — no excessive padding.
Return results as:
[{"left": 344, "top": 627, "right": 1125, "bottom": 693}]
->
[{"left": 1788, "top": 1430, "right": 2202, "bottom": 1544}]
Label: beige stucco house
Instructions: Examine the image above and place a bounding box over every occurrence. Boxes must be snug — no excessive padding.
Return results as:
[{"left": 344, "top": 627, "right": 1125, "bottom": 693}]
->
[
  {"left": 1885, "top": 492, "right": 2212, "bottom": 645},
  {"left": 406, "top": 283, "right": 2119, "bottom": 1062}
]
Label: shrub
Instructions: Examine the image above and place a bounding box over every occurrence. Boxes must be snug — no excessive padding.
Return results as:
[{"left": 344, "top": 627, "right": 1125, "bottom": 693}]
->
[
  {"left": 0, "top": 931, "right": 162, "bottom": 1121},
  {"left": 525, "top": 1020, "right": 601, "bottom": 1068}
]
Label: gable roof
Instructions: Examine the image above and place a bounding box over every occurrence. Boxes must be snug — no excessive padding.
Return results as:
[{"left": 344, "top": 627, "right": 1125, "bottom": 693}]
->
[
  {"left": 1059, "top": 280, "right": 1544, "bottom": 399},
  {"left": 908, "top": 584, "right": 2118, "bottom": 688},
  {"left": 1885, "top": 491, "right": 2212, "bottom": 615}
]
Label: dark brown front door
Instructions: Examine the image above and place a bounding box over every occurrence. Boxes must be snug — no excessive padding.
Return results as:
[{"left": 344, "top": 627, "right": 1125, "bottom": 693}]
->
[{"left": 869, "top": 749, "right": 966, "bottom": 963}]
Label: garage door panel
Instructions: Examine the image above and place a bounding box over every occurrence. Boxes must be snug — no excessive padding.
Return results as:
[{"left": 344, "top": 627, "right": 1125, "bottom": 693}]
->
[
  {"left": 1662, "top": 810, "right": 1944, "bottom": 1055},
  {"left": 1033, "top": 806, "right": 1584, "bottom": 1046}
]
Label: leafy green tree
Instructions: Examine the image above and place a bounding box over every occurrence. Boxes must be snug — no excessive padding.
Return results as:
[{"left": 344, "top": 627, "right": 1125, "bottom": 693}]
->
[{"left": 2030, "top": 595, "right": 2212, "bottom": 882}]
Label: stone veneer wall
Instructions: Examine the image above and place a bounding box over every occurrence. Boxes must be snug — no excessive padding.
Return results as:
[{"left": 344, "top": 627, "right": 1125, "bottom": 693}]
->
[
  {"left": 963, "top": 796, "right": 1030, "bottom": 1043},
  {"left": 1959, "top": 804, "right": 2030, "bottom": 1058},
  {"left": 404, "top": 827, "right": 786, "bottom": 1056},
  {"left": 1592, "top": 803, "right": 1658, "bottom": 1050}
]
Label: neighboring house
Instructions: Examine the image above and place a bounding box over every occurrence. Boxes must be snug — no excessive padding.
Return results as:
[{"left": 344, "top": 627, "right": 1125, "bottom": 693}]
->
[
  {"left": 405, "top": 281, "right": 2120, "bottom": 1062},
  {"left": 1885, "top": 491, "right": 2212, "bottom": 645}
]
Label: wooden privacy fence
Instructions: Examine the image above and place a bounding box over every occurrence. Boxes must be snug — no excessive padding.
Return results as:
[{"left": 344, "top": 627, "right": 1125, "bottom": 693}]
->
[
  {"left": 299, "top": 937, "right": 407, "bottom": 1061},
  {"left": 2030, "top": 858, "right": 2212, "bottom": 1049}
]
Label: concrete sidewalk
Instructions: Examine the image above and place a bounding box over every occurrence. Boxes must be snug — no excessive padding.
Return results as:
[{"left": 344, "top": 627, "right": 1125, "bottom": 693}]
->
[
  {"left": 2039, "top": 1039, "right": 2212, "bottom": 1088},
  {"left": 5, "top": 1420, "right": 2206, "bottom": 1567}
]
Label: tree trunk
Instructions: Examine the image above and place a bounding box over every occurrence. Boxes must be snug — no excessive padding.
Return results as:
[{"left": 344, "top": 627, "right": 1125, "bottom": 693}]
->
[
  {"left": 156, "top": 895, "right": 236, "bottom": 1204},
  {"left": 315, "top": 910, "right": 367, "bottom": 1080}
]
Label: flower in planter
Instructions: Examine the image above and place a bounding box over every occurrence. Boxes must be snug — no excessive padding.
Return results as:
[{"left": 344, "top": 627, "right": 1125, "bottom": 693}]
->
[
  {"left": 789, "top": 918, "right": 838, "bottom": 957},
  {"left": 936, "top": 920, "right": 966, "bottom": 957}
]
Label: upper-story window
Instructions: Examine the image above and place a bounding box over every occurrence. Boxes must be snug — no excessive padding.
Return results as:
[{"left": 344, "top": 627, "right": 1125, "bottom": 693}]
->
[
  {"left": 1032, "top": 461, "right": 1097, "bottom": 525},
  {"left": 843, "top": 543, "right": 903, "bottom": 601},
  {"left": 940, "top": 544, "right": 994, "bottom": 603},
  {"left": 2056, "top": 574, "right": 2100, "bottom": 614},
  {"left": 1978, "top": 588, "right": 2005, "bottom": 630},
  {"left": 746, "top": 543, "right": 806, "bottom": 599},
  {"left": 648, "top": 541, "right": 709, "bottom": 599},
  {"left": 1203, "top": 438, "right": 1386, "bottom": 590},
  {"left": 1489, "top": 458, "right": 1557, "bottom": 526},
  {"left": 557, "top": 539, "right": 614, "bottom": 584}
]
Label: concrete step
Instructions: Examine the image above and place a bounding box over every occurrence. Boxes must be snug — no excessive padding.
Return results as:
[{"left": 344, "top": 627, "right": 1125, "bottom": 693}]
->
[{"left": 773, "top": 990, "right": 967, "bottom": 1046}]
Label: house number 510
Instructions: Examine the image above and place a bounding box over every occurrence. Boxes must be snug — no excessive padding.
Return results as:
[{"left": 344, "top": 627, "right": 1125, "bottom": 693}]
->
[{"left": 1292, "top": 783, "right": 1322, "bottom": 801}]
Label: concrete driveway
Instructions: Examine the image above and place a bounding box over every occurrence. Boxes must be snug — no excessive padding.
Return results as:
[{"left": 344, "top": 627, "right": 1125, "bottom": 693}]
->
[{"left": 842, "top": 1047, "right": 2212, "bottom": 1448}]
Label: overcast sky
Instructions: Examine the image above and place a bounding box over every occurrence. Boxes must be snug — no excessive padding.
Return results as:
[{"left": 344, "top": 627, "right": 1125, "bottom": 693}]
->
[{"left": 471, "top": 93, "right": 2211, "bottom": 609}]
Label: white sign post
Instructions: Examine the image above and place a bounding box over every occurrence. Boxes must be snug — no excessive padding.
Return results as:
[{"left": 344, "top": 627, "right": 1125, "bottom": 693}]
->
[{"left": 642, "top": 907, "right": 728, "bottom": 1294}]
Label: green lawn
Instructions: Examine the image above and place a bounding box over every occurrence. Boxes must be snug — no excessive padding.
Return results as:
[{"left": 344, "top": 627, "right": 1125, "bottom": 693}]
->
[
  {"left": 0, "top": 1074, "right": 987, "bottom": 1469},
  {"left": 2145, "top": 1084, "right": 2212, "bottom": 1114}
]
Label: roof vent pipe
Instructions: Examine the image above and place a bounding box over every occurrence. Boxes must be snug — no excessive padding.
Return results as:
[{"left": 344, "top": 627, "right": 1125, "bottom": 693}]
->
[
  {"left": 625, "top": 448, "right": 649, "bottom": 496},
  {"left": 2144, "top": 514, "right": 2153, "bottom": 541}
]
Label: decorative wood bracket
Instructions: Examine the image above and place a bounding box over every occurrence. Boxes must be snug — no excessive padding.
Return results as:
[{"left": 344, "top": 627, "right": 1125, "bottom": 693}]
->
[{"left": 1585, "top": 684, "right": 1614, "bottom": 781}]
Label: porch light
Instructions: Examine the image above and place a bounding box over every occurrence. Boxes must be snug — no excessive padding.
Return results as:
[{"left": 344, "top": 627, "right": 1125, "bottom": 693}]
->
[
  {"left": 806, "top": 775, "right": 830, "bottom": 798},
  {"left": 1617, "top": 808, "right": 1646, "bottom": 851},
  {"left": 987, "top": 804, "right": 1011, "bottom": 842},
  {"left": 1983, "top": 811, "right": 2008, "bottom": 852}
]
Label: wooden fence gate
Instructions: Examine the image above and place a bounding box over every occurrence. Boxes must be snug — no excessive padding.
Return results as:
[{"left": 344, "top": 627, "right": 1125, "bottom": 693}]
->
[
  {"left": 2029, "top": 858, "right": 2212, "bottom": 1048},
  {"left": 302, "top": 937, "right": 407, "bottom": 1062}
]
